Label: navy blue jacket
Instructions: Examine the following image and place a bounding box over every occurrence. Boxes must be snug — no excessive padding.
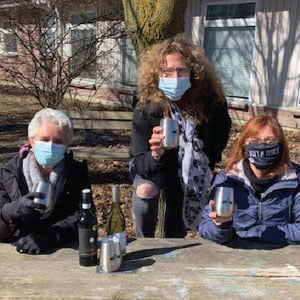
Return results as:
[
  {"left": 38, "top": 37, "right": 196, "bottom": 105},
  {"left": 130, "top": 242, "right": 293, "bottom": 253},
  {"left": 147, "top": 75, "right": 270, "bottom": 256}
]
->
[{"left": 199, "top": 160, "right": 300, "bottom": 244}]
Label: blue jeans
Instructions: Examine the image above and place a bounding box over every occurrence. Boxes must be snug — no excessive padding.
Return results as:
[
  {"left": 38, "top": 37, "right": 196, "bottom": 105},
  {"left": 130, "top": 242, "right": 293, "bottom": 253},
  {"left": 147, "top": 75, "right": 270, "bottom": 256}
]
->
[{"left": 130, "top": 159, "right": 186, "bottom": 238}]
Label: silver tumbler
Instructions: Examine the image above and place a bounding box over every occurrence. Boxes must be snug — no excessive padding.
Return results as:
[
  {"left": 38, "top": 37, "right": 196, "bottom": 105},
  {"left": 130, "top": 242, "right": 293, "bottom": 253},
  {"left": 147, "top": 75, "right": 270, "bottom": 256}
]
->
[
  {"left": 100, "top": 238, "right": 122, "bottom": 273},
  {"left": 160, "top": 118, "right": 179, "bottom": 149},
  {"left": 33, "top": 180, "right": 53, "bottom": 211},
  {"left": 213, "top": 187, "right": 234, "bottom": 217}
]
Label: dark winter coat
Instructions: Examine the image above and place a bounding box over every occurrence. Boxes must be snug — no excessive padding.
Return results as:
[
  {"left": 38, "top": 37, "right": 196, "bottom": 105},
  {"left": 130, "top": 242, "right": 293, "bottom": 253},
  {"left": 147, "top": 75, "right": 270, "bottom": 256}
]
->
[
  {"left": 199, "top": 160, "right": 300, "bottom": 244},
  {"left": 129, "top": 100, "right": 232, "bottom": 179},
  {"left": 0, "top": 152, "right": 90, "bottom": 244}
]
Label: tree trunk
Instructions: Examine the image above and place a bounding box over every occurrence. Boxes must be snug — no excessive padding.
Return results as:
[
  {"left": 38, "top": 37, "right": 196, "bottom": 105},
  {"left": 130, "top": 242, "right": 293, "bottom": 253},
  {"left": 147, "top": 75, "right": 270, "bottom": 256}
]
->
[{"left": 122, "top": 0, "right": 187, "bottom": 63}]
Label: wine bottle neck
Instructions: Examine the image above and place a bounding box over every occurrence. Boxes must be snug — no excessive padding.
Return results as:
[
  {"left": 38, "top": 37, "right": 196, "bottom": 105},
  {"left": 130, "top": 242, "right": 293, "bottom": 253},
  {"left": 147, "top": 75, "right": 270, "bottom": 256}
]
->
[
  {"left": 112, "top": 185, "right": 120, "bottom": 202},
  {"left": 111, "top": 202, "right": 120, "bottom": 208},
  {"left": 82, "top": 203, "right": 91, "bottom": 209}
]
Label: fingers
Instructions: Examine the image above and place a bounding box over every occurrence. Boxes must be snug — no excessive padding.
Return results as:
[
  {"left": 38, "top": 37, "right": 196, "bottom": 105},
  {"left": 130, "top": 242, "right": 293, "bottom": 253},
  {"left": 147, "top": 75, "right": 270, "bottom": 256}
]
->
[
  {"left": 208, "top": 199, "right": 232, "bottom": 226},
  {"left": 209, "top": 211, "right": 232, "bottom": 226},
  {"left": 149, "top": 126, "right": 164, "bottom": 147},
  {"left": 149, "top": 126, "right": 165, "bottom": 160},
  {"left": 27, "top": 200, "right": 46, "bottom": 211},
  {"left": 15, "top": 236, "right": 41, "bottom": 254},
  {"left": 27, "top": 191, "right": 45, "bottom": 199}
]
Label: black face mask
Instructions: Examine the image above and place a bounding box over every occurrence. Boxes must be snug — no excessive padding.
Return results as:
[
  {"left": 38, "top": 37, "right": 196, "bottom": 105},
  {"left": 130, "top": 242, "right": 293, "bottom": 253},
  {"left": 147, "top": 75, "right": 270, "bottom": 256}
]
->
[{"left": 245, "top": 142, "right": 282, "bottom": 169}]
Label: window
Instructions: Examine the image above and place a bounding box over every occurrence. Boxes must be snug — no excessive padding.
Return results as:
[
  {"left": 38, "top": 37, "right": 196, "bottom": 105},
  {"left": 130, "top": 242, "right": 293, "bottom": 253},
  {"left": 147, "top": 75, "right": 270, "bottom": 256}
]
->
[
  {"left": 0, "top": 21, "right": 17, "bottom": 54},
  {"left": 40, "top": 17, "right": 56, "bottom": 55},
  {"left": 122, "top": 37, "right": 137, "bottom": 86},
  {"left": 204, "top": 2, "right": 256, "bottom": 100},
  {"left": 68, "top": 13, "right": 98, "bottom": 81},
  {"left": 70, "top": 27, "right": 97, "bottom": 80}
]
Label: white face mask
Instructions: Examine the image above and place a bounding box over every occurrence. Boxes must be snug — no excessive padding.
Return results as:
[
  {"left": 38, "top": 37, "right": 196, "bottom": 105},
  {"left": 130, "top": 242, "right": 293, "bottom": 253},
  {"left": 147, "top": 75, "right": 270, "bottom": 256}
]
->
[{"left": 158, "top": 77, "right": 191, "bottom": 101}]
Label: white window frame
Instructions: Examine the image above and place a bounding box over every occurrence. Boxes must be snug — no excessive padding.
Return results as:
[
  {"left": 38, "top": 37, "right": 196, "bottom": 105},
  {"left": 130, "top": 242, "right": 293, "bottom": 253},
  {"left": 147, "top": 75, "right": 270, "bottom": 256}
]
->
[
  {"left": 202, "top": 0, "right": 257, "bottom": 102},
  {"left": 0, "top": 20, "right": 17, "bottom": 55}
]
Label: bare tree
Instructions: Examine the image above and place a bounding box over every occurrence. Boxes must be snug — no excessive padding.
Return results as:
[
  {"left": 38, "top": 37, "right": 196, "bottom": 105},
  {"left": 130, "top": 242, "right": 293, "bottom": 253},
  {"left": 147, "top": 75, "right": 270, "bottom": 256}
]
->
[
  {"left": 0, "top": 0, "right": 124, "bottom": 108},
  {"left": 122, "top": 0, "right": 187, "bottom": 62}
]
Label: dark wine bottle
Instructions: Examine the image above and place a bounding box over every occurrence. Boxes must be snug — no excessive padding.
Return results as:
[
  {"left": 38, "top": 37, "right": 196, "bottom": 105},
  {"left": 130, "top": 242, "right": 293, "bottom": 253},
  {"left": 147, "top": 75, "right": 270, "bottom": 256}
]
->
[
  {"left": 106, "top": 184, "right": 126, "bottom": 256},
  {"left": 78, "top": 188, "right": 98, "bottom": 266}
]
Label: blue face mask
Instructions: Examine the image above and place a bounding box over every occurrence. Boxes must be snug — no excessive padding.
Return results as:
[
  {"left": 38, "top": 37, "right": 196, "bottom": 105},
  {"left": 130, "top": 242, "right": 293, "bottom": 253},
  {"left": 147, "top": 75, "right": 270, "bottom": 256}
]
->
[
  {"left": 158, "top": 77, "right": 191, "bottom": 101},
  {"left": 34, "top": 141, "right": 66, "bottom": 167}
]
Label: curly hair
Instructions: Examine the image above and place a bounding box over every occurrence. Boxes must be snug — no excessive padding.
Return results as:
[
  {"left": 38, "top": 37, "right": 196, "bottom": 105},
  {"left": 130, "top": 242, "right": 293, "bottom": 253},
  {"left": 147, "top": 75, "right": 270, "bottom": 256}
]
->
[
  {"left": 137, "top": 34, "right": 226, "bottom": 123},
  {"left": 225, "top": 113, "right": 290, "bottom": 176}
]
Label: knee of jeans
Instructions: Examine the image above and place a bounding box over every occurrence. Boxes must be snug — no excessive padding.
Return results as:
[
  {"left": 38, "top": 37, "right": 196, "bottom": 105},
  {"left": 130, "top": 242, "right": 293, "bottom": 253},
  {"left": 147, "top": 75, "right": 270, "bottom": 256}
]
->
[{"left": 136, "top": 183, "right": 160, "bottom": 199}]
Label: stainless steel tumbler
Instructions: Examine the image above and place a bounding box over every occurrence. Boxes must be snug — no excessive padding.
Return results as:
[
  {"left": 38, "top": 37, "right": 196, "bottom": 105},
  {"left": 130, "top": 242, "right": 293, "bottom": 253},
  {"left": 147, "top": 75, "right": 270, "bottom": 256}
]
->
[
  {"left": 33, "top": 180, "right": 53, "bottom": 210},
  {"left": 213, "top": 187, "right": 234, "bottom": 217},
  {"left": 100, "top": 238, "right": 122, "bottom": 273},
  {"left": 160, "top": 118, "right": 179, "bottom": 149}
]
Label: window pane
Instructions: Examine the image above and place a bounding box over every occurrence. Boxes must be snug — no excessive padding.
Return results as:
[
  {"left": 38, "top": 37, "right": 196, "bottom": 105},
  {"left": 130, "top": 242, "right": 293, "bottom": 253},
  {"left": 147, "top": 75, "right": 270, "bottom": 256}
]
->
[
  {"left": 4, "top": 33, "right": 17, "bottom": 52},
  {"left": 71, "top": 29, "right": 97, "bottom": 79},
  {"left": 122, "top": 37, "right": 137, "bottom": 86},
  {"left": 207, "top": 3, "right": 255, "bottom": 20},
  {"left": 205, "top": 27, "right": 255, "bottom": 98}
]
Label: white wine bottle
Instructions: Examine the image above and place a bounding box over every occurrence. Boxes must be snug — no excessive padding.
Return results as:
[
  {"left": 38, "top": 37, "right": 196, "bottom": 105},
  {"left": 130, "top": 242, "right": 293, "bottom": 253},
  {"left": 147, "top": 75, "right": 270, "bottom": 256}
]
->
[
  {"left": 106, "top": 184, "right": 126, "bottom": 256},
  {"left": 78, "top": 188, "right": 98, "bottom": 266}
]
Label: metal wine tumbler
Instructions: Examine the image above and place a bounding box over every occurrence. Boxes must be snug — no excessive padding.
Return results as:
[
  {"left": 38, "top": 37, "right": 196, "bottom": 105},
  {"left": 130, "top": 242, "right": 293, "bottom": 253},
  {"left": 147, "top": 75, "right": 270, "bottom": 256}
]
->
[
  {"left": 33, "top": 180, "right": 53, "bottom": 210},
  {"left": 213, "top": 187, "right": 234, "bottom": 217},
  {"left": 100, "top": 238, "right": 122, "bottom": 273},
  {"left": 160, "top": 118, "right": 179, "bottom": 149}
]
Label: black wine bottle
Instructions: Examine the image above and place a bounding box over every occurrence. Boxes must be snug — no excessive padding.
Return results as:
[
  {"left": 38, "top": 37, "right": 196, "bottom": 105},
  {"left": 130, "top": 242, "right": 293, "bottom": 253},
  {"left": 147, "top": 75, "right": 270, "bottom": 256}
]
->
[
  {"left": 78, "top": 188, "right": 98, "bottom": 266},
  {"left": 106, "top": 184, "right": 126, "bottom": 256}
]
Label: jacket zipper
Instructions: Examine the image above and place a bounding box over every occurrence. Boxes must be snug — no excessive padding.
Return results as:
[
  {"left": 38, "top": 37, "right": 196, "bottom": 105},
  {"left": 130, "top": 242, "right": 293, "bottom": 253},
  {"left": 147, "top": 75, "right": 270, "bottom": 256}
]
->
[{"left": 258, "top": 192, "right": 264, "bottom": 223}]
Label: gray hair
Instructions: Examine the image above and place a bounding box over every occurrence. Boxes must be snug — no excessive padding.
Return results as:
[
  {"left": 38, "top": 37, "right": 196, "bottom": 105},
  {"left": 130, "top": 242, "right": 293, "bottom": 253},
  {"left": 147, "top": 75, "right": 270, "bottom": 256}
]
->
[{"left": 28, "top": 108, "right": 73, "bottom": 145}]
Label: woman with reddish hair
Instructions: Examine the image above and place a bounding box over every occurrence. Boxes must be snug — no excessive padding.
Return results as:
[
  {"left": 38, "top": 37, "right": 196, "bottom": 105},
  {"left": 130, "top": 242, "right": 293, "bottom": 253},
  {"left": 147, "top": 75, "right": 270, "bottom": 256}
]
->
[{"left": 199, "top": 113, "right": 300, "bottom": 244}]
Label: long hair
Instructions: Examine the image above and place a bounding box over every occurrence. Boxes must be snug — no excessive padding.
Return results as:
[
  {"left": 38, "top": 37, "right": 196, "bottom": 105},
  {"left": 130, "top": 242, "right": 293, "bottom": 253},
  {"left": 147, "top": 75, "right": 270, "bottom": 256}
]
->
[
  {"left": 137, "top": 34, "right": 226, "bottom": 123},
  {"left": 226, "top": 113, "right": 290, "bottom": 175}
]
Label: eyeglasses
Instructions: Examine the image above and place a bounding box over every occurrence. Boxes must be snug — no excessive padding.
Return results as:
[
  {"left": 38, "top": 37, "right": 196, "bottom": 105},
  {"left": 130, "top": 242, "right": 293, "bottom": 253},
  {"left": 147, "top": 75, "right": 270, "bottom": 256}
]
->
[
  {"left": 160, "top": 67, "right": 190, "bottom": 77},
  {"left": 246, "top": 136, "right": 279, "bottom": 145}
]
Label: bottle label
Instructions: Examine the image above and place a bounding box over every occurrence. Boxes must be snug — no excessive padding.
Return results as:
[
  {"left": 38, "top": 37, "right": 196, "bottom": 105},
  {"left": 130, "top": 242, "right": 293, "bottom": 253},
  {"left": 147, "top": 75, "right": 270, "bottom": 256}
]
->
[
  {"left": 107, "top": 231, "right": 126, "bottom": 255},
  {"left": 78, "top": 227, "right": 98, "bottom": 257}
]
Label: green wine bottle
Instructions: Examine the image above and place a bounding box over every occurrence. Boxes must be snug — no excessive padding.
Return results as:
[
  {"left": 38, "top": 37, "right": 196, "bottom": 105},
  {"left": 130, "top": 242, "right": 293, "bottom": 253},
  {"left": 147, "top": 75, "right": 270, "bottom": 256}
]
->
[{"left": 106, "top": 184, "right": 126, "bottom": 256}]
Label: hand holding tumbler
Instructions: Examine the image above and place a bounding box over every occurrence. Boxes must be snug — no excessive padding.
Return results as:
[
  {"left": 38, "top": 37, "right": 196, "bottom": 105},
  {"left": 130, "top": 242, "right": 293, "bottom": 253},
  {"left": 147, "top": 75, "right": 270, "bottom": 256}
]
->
[{"left": 213, "top": 187, "right": 234, "bottom": 218}]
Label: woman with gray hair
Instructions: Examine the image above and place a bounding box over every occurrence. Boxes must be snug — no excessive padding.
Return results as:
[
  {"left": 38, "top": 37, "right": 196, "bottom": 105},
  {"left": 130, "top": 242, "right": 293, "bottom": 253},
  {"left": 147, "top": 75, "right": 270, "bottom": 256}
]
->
[{"left": 0, "top": 108, "right": 91, "bottom": 254}]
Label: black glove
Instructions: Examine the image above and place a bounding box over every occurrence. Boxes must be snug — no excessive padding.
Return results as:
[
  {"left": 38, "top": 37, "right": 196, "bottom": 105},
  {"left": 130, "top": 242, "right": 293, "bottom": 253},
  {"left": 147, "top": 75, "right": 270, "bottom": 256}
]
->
[
  {"left": 14, "top": 231, "right": 59, "bottom": 254},
  {"left": 1, "top": 192, "right": 45, "bottom": 224}
]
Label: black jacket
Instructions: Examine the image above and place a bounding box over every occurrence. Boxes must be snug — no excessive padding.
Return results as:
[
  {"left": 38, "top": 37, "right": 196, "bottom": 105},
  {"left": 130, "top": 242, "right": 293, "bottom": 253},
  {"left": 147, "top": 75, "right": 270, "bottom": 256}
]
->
[
  {"left": 0, "top": 152, "right": 90, "bottom": 245},
  {"left": 129, "top": 100, "right": 232, "bottom": 179}
]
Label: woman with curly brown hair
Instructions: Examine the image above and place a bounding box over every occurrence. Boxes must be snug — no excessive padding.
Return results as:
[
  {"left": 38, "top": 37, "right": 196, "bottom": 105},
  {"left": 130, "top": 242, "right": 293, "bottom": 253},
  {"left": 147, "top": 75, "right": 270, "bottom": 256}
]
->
[{"left": 129, "top": 34, "right": 231, "bottom": 238}]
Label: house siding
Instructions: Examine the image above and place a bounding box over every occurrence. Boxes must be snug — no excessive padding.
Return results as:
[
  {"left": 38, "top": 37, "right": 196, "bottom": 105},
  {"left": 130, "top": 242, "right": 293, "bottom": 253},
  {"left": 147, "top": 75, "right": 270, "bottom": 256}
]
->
[
  {"left": 253, "top": 0, "right": 300, "bottom": 108},
  {"left": 186, "top": 0, "right": 300, "bottom": 128}
]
